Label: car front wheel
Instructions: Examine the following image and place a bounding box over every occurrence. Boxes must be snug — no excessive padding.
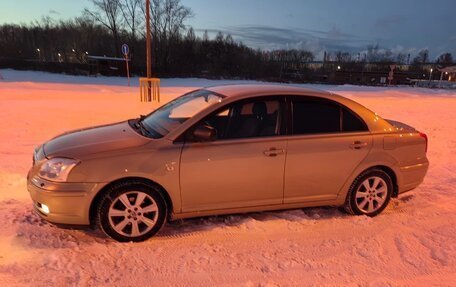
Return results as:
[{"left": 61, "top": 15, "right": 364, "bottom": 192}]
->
[
  {"left": 344, "top": 169, "right": 393, "bottom": 217},
  {"left": 97, "top": 181, "right": 167, "bottom": 242}
]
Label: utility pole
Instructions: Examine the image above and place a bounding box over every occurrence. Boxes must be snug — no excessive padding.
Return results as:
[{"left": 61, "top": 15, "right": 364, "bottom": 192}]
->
[
  {"left": 145, "top": 0, "right": 152, "bottom": 101},
  {"left": 139, "top": 0, "right": 160, "bottom": 102}
]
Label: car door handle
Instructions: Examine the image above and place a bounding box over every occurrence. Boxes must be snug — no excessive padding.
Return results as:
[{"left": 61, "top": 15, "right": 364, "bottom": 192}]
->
[
  {"left": 350, "top": 141, "right": 368, "bottom": 150},
  {"left": 263, "top": 147, "right": 285, "bottom": 157}
]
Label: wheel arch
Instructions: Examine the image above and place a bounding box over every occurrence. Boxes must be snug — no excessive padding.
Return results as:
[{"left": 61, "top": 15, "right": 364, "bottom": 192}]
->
[
  {"left": 355, "top": 165, "right": 399, "bottom": 198},
  {"left": 371, "top": 165, "right": 398, "bottom": 197},
  {"left": 89, "top": 177, "right": 174, "bottom": 226}
]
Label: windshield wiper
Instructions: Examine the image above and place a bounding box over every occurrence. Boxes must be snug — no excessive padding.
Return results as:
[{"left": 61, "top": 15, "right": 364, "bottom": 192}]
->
[
  {"left": 134, "top": 118, "right": 163, "bottom": 139},
  {"left": 134, "top": 120, "right": 151, "bottom": 136}
]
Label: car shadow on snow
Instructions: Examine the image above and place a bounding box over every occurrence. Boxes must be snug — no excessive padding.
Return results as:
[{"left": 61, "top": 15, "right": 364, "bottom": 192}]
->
[
  {"left": 157, "top": 206, "right": 349, "bottom": 238},
  {"left": 13, "top": 205, "right": 346, "bottom": 247},
  {"left": 13, "top": 196, "right": 415, "bottom": 247},
  {"left": 157, "top": 194, "right": 417, "bottom": 238}
]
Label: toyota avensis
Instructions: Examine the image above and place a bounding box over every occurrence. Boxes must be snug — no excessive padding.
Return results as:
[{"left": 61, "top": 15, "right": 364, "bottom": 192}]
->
[{"left": 27, "top": 85, "right": 429, "bottom": 242}]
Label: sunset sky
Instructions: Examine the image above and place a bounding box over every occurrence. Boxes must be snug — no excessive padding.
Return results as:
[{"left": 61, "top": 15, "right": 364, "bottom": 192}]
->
[{"left": 0, "top": 0, "right": 454, "bottom": 58}]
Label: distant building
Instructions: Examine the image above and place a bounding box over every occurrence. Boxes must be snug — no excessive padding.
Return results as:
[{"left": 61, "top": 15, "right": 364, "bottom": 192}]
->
[
  {"left": 87, "top": 55, "right": 129, "bottom": 76},
  {"left": 440, "top": 65, "right": 456, "bottom": 82}
]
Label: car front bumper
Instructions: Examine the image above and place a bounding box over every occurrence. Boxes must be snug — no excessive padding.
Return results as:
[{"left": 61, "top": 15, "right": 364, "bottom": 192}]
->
[{"left": 27, "top": 173, "right": 100, "bottom": 225}]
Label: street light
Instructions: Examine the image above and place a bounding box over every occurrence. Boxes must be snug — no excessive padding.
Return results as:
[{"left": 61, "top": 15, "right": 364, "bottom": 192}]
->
[
  {"left": 36, "top": 48, "right": 41, "bottom": 61},
  {"left": 57, "top": 53, "right": 62, "bottom": 62},
  {"left": 429, "top": 68, "right": 433, "bottom": 82},
  {"left": 337, "top": 65, "right": 341, "bottom": 70}
]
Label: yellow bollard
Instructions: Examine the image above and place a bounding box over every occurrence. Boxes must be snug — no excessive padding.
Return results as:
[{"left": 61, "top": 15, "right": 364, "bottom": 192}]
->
[{"left": 139, "top": 77, "right": 160, "bottom": 102}]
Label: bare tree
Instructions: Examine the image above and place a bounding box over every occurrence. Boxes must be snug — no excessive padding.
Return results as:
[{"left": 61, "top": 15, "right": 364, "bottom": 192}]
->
[
  {"left": 139, "top": 0, "right": 193, "bottom": 70},
  {"left": 120, "top": 0, "right": 142, "bottom": 39},
  {"left": 437, "top": 53, "right": 453, "bottom": 65},
  {"left": 153, "top": 0, "right": 193, "bottom": 38},
  {"left": 85, "top": 0, "right": 123, "bottom": 56},
  {"left": 413, "top": 49, "right": 429, "bottom": 64},
  {"left": 367, "top": 44, "right": 380, "bottom": 62},
  {"left": 335, "top": 51, "right": 351, "bottom": 62},
  {"left": 396, "top": 53, "right": 406, "bottom": 64}
]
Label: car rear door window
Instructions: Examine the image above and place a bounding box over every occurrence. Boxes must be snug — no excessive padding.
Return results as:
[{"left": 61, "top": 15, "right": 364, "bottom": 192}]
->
[
  {"left": 291, "top": 97, "right": 368, "bottom": 135},
  {"left": 292, "top": 99, "right": 340, "bottom": 134}
]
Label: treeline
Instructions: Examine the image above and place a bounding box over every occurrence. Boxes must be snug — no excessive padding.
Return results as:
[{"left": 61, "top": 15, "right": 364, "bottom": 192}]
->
[
  {"left": 0, "top": 16, "right": 284, "bottom": 79},
  {"left": 0, "top": 0, "right": 454, "bottom": 81},
  {"left": 0, "top": 0, "right": 283, "bottom": 79},
  {"left": 326, "top": 45, "right": 454, "bottom": 66}
]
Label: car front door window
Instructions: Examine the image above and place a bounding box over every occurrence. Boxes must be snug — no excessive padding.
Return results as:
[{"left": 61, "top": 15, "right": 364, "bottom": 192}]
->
[{"left": 194, "top": 98, "right": 283, "bottom": 141}]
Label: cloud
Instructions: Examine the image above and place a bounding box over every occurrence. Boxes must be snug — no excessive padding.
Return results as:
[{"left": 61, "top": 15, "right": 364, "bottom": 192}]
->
[
  {"left": 390, "top": 45, "right": 418, "bottom": 55},
  {"left": 193, "top": 24, "right": 451, "bottom": 60},
  {"left": 195, "top": 25, "right": 373, "bottom": 58},
  {"left": 373, "top": 15, "right": 407, "bottom": 31},
  {"left": 48, "top": 9, "right": 60, "bottom": 15}
]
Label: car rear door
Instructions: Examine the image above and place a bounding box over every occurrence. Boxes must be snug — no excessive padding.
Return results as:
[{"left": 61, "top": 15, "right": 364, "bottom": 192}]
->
[{"left": 283, "top": 96, "right": 373, "bottom": 203}]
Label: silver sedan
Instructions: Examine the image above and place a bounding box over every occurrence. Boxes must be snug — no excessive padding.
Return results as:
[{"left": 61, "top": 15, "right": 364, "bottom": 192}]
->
[{"left": 28, "top": 85, "right": 429, "bottom": 242}]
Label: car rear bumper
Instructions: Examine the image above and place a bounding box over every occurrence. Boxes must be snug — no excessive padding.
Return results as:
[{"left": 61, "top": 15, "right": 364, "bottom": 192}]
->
[
  {"left": 398, "top": 159, "right": 429, "bottom": 194},
  {"left": 27, "top": 174, "right": 99, "bottom": 225}
]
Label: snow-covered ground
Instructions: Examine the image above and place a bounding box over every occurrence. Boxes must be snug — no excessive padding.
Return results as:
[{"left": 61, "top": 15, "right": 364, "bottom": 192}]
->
[{"left": 0, "top": 69, "right": 455, "bottom": 286}]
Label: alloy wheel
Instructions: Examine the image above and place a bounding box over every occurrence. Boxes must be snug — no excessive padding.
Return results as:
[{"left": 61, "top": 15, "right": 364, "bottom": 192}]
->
[
  {"left": 108, "top": 191, "right": 159, "bottom": 238},
  {"left": 354, "top": 176, "right": 388, "bottom": 214}
]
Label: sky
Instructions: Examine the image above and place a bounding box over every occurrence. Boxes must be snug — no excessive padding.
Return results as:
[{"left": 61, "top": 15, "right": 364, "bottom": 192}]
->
[{"left": 0, "top": 0, "right": 454, "bottom": 60}]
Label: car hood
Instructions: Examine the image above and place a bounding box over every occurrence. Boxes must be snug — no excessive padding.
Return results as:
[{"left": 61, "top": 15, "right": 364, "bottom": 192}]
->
[{"left": 43, "top": 121, "right": 150, "bottom": 159}]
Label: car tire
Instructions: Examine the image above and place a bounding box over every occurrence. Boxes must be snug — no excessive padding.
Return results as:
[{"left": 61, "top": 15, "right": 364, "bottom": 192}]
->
[
  {"left": 97, "top": 181, "right": 167, "bottom": 242},
  {"left": 344, "top": 169, "right": 393, "bottom": 217}
]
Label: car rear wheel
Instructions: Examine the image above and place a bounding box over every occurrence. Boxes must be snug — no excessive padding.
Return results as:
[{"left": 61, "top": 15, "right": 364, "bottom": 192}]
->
[
  {"left": 344, "top": 169, "right": 393, "bottom": 217},
  {"left": 97, "top": 181, "right": 167, "bottom": 242}
]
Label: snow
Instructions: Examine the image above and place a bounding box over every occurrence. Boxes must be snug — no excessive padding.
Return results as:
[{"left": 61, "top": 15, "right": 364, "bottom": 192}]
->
[{"left": 0, "top": 69, "right": 455, "bottom": 286}]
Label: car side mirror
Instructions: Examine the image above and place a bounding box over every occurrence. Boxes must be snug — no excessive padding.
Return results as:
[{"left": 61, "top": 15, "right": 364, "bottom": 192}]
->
[{"left": 192, "top": 125, "right": 216, "bottom": 142}]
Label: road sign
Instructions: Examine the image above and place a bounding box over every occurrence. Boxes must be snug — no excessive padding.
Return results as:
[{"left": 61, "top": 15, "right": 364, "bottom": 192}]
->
[
  {"left": 121, "top": 44, "right": 130, "bottom": 86},
  {"left": 121, "top": 44, "right": 129, "bottom": 56}
]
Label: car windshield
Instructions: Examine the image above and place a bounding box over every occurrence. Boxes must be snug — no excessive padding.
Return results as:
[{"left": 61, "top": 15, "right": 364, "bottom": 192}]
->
[{"left": 141, "top": 89, "right": 224, "bottom": 138}]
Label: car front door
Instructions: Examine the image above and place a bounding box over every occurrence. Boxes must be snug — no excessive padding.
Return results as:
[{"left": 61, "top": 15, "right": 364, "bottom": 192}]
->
[
  {"left": 284, "top": 96, "right": 373, "bottom": 203},
  {"left": 179, "top": 96, "right": 287, "bottom": 212}
]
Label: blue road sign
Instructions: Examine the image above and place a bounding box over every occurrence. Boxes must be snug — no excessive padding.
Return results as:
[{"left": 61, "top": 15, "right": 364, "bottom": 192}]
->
[{"left": 121, "top": 44, "right": 129, "bottom": 56}]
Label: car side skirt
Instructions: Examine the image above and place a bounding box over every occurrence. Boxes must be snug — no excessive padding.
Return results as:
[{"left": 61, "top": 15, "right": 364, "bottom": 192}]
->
[{"left": 169, "top": 199, "right": 342, "bottom": 220}]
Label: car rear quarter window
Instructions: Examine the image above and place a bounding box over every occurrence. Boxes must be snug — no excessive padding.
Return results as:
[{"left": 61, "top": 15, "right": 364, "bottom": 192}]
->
[{"left": 342, "top": 107, "right": 368, "bottom": 132}]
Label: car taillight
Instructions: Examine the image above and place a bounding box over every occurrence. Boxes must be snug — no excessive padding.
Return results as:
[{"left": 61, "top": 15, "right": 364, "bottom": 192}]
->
[{"left": 419, "top": 132, "right": 428, "bottom": 153}]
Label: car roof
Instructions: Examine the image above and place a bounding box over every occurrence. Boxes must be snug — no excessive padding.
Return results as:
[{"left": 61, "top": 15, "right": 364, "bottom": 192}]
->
[{"left": 206, "top": 84, "right": 332, "bottom": 99}]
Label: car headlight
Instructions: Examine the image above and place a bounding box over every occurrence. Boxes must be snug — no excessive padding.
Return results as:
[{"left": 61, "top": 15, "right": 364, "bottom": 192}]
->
[{"left": 38, "top": 158, "right": 79, "bottom": 182}]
